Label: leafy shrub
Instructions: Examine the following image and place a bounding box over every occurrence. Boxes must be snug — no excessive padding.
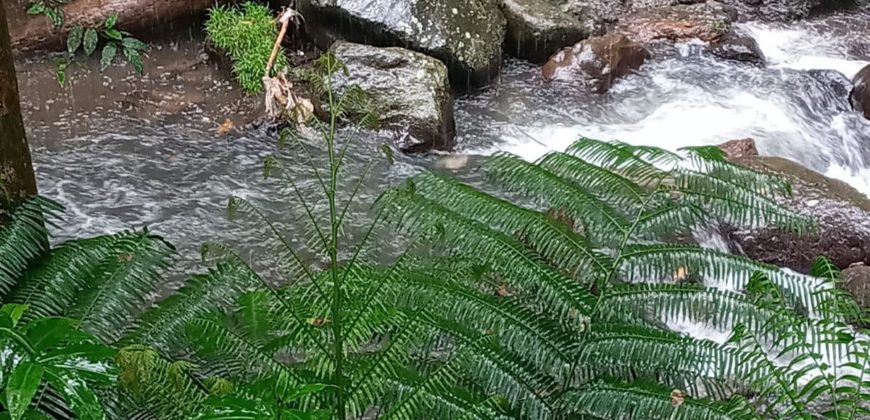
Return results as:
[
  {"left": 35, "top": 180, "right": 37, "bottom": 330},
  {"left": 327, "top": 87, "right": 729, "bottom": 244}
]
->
[
  {"left": 206, "top": 2, "right": 290, "bottom": 93},
  {"left": 66, "top": 14, "right": 147, "bottom": 74}
]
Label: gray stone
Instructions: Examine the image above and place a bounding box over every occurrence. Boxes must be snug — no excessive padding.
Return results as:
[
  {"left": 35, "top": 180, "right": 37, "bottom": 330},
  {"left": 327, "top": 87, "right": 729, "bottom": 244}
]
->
[
  {"left": 728, "top": 156, "right": 870, "bottom": 273},
  {"left": 721, "top": 0, "right": 851, "bottom": 21},
  {"left": 851, "top": 64, "right": 870, "bottom": 120},
  {"left": 299, "top": 0, "right": 506, "bottom": 87},
  {"left": 708, "top": 32, "right": 765, "bottom": 65},
  {"left": 499, "top": 0, "right": 590, "bottom": 63},
  {"left": 331, "top": 41, "right": 456, "bottom": 153},
  {"left": 842, "top": 264, "right": 870, "bottom": 312}
]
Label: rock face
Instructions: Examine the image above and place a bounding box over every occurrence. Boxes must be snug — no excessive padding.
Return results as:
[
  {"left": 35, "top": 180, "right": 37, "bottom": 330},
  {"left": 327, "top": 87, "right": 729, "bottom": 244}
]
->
[
  {"left": 718, "top": 138, "right": 759, "bottom": 160},
  {"left": 722, "top": 0, "right": 834, "bottom": 21},
  {"left": 851, "top": 64, "right": 870, "bottom": 120},
  {"left": 842, "top": 264, "right": 870, "bottom": 311},
  {"left": 708, "top": 32, "right": 765, "bottom": 65},
  {"left": 612, "top": 2, "right": 737, "bottom": 45},
  {"left": 299, "top": 0, "right": 506, "bottom": 87},
  {"left": 499, "top": 0, "right": 589, "bottom": 63},
  {"left": 542, "top": 34, "right": 649, "bottom": 93},
  {"left": 331, "top": 42, "right": 455, "bottom": 153},
  {"left": 728, "top": 156, "right": 870, "bottom": 273}
]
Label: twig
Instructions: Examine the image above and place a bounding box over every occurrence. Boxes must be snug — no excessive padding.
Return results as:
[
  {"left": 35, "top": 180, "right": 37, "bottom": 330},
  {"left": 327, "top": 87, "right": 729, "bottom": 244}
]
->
[{"left": 264, "top": 9, "right": 295, "bottom": 78}]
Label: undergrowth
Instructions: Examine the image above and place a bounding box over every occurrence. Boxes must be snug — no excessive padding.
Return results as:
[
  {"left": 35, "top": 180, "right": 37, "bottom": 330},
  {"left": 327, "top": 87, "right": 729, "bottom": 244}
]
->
[{"left": 206, "top": 2, "right": 290, "bottom": 93}]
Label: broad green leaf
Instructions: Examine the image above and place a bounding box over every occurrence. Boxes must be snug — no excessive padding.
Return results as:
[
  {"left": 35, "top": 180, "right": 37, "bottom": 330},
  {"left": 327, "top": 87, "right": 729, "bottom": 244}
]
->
[
  {"left": 67, "top": 26, "right": 84, "bottom": 54},
  {"left": 123, "top": 48, "right": 143, "bottom": 74},
  {"left": 104, "top": 28, "right": 123, "bottom": 41},
  {"left": 104, "top": 13, "right": 118, "bottom": 29},
  {"left": 83, "top": 28, "right": 98, "bottom": 56},
  {"left": 6, "top": 362, "right": 44, "bottom": 420},
  {"left": 45, "top": 8, "right": 64, "bottom": 28},
  {"left": 26, "top": 3, "right": 45, "bottom": 15},
  {"left": 100, "top": 43, "right": 117, "bottom": 71},
  {"left": 24, "top": 317, "right": 80, "bottom": 352},
  {"left": 43, "top": 369, "right": 105, "bottom": 420},
  {"left": 122, "top": 37, "right": 147, "bottom": 51},
  {"left": 1, "top": 305, "right": 29, "bottom": 327}
]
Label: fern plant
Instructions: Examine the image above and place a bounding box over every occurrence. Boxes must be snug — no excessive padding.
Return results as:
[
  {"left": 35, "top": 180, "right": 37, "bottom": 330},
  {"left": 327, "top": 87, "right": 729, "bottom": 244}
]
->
[
  {"left": 116, "top": 54, "right": 870, "bottom": 419},
  {"left": 2, "top": 51, "right": 868, "bottom": 417}
]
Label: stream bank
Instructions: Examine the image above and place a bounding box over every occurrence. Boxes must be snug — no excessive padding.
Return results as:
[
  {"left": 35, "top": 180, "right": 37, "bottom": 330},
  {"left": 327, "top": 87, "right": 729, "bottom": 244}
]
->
[{"left": 11, "top": 0, "right": 870, "bottom": 277}]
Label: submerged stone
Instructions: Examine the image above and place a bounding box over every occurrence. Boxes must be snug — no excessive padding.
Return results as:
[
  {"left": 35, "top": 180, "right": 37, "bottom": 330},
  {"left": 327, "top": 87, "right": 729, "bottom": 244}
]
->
[
  {"left": 299, "top": 0, "right": 506, "bottom": 87},
  {"left": 708, "top": 32, "right": 766, "bottom": 65},
  {"left": 542, "top": 34, "right": 649, "bottom": 93},
  {"left": 331, "top": 41, "right": 456, "bottom": 153}
]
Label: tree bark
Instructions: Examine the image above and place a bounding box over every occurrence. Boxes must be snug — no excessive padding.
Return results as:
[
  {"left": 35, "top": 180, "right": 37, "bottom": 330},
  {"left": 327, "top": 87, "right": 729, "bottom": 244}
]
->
[
  {"left": 10, "top": 0, "right": 235, "bottom": 52},
  {"left": 0, "top": 0, "right": 38, "bottom": 204}
]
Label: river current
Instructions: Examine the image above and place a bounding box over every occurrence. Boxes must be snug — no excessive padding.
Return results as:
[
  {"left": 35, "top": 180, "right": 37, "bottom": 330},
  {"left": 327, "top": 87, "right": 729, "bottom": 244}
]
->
[{"left": 25, "top": 7, "right": 870, "bottom": 265}]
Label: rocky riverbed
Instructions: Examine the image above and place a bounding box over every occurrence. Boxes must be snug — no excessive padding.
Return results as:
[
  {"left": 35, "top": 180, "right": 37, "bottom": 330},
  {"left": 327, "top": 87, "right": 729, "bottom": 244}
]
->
[{"left": 11, "top": 0, "right": 870, "bottom": 297}]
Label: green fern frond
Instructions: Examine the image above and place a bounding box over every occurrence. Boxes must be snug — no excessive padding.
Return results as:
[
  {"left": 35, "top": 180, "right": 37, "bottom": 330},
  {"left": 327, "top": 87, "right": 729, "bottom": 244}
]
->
[
  {"left": 122, "top": 259, "right": 262, "bottom": 350},
  {"left": 0, "top": 196, "right": 59, "bottom": 296},
  {"left": 577, "top": 324, "right": 766, "bottom": 398},
  {"left": 483, "top": 153, "right": 628, "bottom": 246},
  {"left": 559, "top": 378, "right": 759, "bottom": 419},
  {"left": 382, "top": 185, "right": 595, "bottom": 323},
  {"left": 617, "top": 244, "right": 829, "bottom": 314}
]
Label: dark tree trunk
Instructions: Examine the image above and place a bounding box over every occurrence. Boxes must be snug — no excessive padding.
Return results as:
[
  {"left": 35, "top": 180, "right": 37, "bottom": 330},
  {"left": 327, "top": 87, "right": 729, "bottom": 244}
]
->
[
  {"left": 0, "top": 0, "right": 37, "bottom": 204},
  {"left": 10, "top": 0, "right": 237, "bottom": 52}
]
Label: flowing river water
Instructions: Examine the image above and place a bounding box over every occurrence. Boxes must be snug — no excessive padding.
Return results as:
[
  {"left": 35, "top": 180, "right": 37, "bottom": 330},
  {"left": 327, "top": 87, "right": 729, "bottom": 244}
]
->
[{"left": 22, "top": 7, "right": 870, "bottom": 267}]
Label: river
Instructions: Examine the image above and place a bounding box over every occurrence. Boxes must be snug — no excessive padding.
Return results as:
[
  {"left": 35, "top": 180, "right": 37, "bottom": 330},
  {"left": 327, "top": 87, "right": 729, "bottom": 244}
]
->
[{"left": 22, "top": 6, "right": 870, "bottom": 267}]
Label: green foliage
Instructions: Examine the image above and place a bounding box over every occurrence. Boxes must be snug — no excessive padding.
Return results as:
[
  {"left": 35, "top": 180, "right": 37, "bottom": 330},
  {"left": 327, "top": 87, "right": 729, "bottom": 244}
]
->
[
  {"left": 2, "top": 54, "right": 869, "bottom": 419},
  {"left": 206, "top": 2, "right": 290, "bottom": 93},
  {"left": 26, "top": 0, "right": 67, "bottom": 28},
  {"left": 66, "top": 15, "right": 147, "bottom": 74},
  {"left": 0, "top": 304, "right": 115, "bottom": 419}
]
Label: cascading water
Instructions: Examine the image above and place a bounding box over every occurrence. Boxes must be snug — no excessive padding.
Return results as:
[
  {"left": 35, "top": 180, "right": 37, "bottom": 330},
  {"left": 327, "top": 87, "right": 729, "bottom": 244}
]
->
[{"left": 459, "top": 8, "right": 870, "bottom": 194}]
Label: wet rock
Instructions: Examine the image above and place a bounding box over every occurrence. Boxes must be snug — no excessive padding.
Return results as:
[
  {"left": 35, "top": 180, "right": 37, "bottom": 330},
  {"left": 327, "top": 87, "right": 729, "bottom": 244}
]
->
[
  {"left": 331, "top": 42, "right": 455, "bottom": 153},
  {"left": 707, "top": 32, "right": 765, "bottom": 65},
  {"left": 717, "top": 138, "right": 759, "bottom": 160},
  {"left": 851, "top": 64, "right": 870, "bottom": 120},
  {"left": 499, "top": 0, "right": 590, "bottom": 63},
  {"left": 612, "top": 2, "right": 737, "bottom": 45},
  {"left": 542, "top": 34, "right": 649, "bottom": 93},
  {"left": 804, "top": 69, "right": 855, "bottom": 113},
  {"left": 728, "top": 156, "right": 870, "bottom": 273},
  {"left": 842, "top": 263, "right": 870, "bottom": 311},
  {"left": 298, "top": 0, "right": 506, "bottom": 87},
  {"left": 722, "top": 0, "right": 847, "bottom": 21},
  {"left": 558, "top": 0, "right": 707, "bottom": 34}
]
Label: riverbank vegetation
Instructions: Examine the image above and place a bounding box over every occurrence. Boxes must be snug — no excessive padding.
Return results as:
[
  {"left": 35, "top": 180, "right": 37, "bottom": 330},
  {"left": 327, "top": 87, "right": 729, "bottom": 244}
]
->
[
  {"left": 3, "top": 0, "right": 870, "bottom": 418},
  {"left": 2, "top": 50, "right": 870, "bottom": 419}
]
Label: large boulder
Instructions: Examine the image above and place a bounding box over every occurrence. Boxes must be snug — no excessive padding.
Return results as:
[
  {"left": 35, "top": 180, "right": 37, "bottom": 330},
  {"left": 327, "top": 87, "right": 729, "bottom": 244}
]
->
[
  {"left": 842, "top": 264, "right": 870, "bottom": 311},
  {"left": 298, "top": 0, "right": 506, "bottom": 87},
  {"left": 542, "top": 34, "right": 649, "bottom": 93},
  {"left": 721, "top": 0, "right": 842, "bottom": 21},
  {"left": 612, "top": 2, "right": 737, "bottom": 45},
  {"left": 727, "top": 156, "right": 870, "bottom": 273},
  {"left": 498, "top": 0, "right": 590, "bottom": 63},
  {"left": 707, "top": 31, "right": 765, "bottom": 65},
  {"left": 851, "top": 64, "right": 870, "bottom": 120},
  {"left": 331, "top": 42, "right": 455, "bottom": 153}
]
